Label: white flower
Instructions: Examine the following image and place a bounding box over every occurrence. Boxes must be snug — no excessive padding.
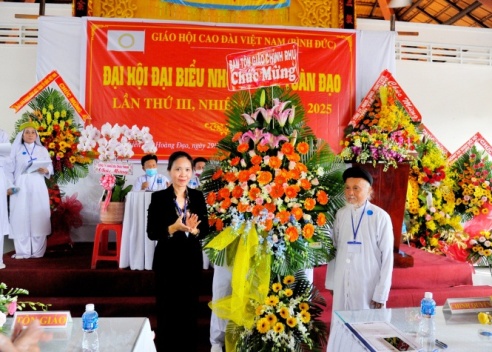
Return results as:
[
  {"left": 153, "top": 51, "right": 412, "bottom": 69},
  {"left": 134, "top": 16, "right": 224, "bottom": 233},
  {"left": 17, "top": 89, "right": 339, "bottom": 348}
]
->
[
  {"left": 0, "top": 311, "right": 6, "bottom": 328},
  {"left": 77, "top": 124, "right": 157, "bottom": 161}
]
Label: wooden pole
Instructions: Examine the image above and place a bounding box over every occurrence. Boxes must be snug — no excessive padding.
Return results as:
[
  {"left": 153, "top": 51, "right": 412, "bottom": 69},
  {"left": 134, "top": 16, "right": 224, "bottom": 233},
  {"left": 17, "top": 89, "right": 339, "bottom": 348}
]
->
[{"left": 39, "top": 0, "right": 46, "bottom": 16}]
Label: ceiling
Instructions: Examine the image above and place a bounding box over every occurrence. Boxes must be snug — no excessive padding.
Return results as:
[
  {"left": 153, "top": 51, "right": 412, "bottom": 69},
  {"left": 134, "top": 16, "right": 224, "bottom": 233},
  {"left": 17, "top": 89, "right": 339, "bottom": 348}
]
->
[
  {"left": 12, "top": 0, "right": 492, "bottom": 29},
  {"left": 356, "top": 0, "right": 492, "bottom": 28}
]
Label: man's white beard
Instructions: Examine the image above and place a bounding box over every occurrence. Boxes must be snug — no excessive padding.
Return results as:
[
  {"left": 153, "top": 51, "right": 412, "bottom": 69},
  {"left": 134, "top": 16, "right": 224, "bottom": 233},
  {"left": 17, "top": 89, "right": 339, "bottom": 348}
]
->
[{"left": 346, "top": 200, "right": 365, "bottom": 209}]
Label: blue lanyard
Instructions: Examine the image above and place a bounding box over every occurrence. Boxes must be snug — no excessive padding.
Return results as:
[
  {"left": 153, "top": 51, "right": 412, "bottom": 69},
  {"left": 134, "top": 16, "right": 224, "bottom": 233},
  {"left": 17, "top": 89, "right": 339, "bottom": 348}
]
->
[
  {"left": 351, "top": 201, "right": 367, "bottom": 241},
  {"left": 23, "top": 144, "right": 37, "bottom": 162},
  {"left": 145, "top": 175, "right": 156, "bottom": 190},
  {"left": 174, "top": 197, "right": 188, "bottom": 224}
]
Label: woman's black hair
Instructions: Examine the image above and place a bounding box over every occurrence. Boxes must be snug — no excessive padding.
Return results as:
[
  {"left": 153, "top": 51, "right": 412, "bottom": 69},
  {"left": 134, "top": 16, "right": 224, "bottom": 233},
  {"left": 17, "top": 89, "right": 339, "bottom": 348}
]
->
[{"left": 167, "top": 151, "right": 193, "bottom": 171}]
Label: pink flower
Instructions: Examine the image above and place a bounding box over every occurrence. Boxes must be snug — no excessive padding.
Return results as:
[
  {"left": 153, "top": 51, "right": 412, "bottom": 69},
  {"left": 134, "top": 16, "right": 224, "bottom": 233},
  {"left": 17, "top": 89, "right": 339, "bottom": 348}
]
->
[
  {"left": 100, "top": 174, "right": 116, "bottom": 191},
  {"left": 7, "top": 300, "right": 17, "bottom": 315}
]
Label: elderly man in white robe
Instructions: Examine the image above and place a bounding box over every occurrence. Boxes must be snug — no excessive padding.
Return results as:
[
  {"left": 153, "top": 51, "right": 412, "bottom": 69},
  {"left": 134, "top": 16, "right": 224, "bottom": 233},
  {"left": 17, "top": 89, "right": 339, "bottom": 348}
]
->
[
  {"left": 325, "top": 166, "right": 394, "bottom": 312},
  {"left": 8, "top": 122, "right": 53, "bottom": 259}
]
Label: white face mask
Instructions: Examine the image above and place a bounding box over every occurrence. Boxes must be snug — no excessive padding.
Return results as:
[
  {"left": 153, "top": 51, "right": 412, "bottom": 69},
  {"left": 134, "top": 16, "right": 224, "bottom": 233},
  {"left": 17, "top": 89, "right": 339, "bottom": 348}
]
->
[{"left": 195, "top": 169, "right": 203, "bottom": 177}]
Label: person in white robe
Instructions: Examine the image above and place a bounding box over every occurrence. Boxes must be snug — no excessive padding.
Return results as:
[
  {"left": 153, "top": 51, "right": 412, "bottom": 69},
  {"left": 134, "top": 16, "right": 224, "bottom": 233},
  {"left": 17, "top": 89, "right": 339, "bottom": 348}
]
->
[
  {"left": 8, "top": 122, "right": 53, "bottom": 259},
  {"left": 0, "top": 128, "right": 13, "bottom": 269},
  {"left": 325, "top": 166, "right": 394, "bottom": 312},
  {"left": 132, "top": 154, "right": 169, "bottom": 192}
]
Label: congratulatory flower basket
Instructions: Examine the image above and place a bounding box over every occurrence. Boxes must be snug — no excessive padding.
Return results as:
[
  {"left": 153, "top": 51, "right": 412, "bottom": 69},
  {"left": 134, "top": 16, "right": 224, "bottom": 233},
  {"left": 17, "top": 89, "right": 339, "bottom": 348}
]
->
[
  {"left": 201, "top": 86, "right": 346, "bottom": 351},
  {"left": 77, "top": 122, "right": 157, "bottom": 224}
]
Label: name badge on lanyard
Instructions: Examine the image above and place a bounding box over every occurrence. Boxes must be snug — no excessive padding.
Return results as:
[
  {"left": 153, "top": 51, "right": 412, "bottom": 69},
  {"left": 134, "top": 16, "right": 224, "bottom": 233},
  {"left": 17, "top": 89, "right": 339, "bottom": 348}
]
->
[
  {"left": 347, "top": 241, "right": 362, "bottom": 253},
  {"left": 348, "top": 201, "right": 366, "bottom": 253}
]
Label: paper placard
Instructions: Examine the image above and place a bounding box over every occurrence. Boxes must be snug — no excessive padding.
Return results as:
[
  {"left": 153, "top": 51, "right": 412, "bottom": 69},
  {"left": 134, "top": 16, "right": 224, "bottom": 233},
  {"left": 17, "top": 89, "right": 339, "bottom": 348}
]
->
[
  {"left": 93, "top": 160, "right": 133, "bottom": 176},
  {"left": 443, "top": 296, "right": 492, "bottom": 314},
  {"left": 13, "top": 311, "right": 72, "bottom": 329},
  {"left": 24, "top": 160, "right": 52, "bottom": 174},
  {"left": 226, "top": 43, "right": 299, "bottom": 91}
]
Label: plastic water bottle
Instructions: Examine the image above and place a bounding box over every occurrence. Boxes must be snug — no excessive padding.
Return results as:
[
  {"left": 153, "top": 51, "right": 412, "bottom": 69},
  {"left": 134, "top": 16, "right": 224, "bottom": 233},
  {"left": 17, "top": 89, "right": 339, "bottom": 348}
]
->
[
  {"left": 82, "top": 303, "right": 99, "bottom": 352},
  {"left": 417, "top": 292, "right": 437, "bottom": 352},
  {"left": 157, "top": 176, "right": 163, "bottom": 190}
]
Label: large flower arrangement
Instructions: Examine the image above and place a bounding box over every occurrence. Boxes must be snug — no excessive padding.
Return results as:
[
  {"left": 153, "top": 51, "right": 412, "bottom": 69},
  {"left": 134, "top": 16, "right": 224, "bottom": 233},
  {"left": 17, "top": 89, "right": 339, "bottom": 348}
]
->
[
  {"left": 0, "top": 283, "right": 50, "bottom": 333},
  {"left": 201, "top": 87, "right": 345, "bottom": 351},
  {"left": 449, "top": 146, "right": 492, "bottom": 222},
  {"left": 13, "top": 87, "right": 92, "bottom": 185},
  {"left": 77, "top": 122, "right": 157, "bottom": 203},
  {"left": 202, "top": 87, "right": 346, "bottom": 275},
  {"left": 232, "top": 273, "right": 328, "bottom": 352},
  {"left": 404, "top": 138, "right": 465, "bottom": 254},
  {"left": 339, "top": 85, "right": 420, "bottom": 171}
]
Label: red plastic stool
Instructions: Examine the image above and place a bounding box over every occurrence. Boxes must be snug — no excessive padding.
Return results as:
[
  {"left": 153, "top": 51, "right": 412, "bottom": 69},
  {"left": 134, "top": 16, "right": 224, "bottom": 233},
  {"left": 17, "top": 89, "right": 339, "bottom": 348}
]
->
[{"left": 91, "top": 223, "right": 123, "bottom": 269}]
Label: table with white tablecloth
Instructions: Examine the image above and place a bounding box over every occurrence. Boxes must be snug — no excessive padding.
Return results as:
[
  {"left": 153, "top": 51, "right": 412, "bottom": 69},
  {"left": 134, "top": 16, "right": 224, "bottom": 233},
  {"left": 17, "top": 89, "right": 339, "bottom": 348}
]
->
[
  {"left": 4, "top": 317, "right": 156, "bottom": 352},
  {"left": 119, "top": 191, "right": 156, "bottom": 270},
  {"left": 328, "top": 306, "right": 492, "bottom": 352}
]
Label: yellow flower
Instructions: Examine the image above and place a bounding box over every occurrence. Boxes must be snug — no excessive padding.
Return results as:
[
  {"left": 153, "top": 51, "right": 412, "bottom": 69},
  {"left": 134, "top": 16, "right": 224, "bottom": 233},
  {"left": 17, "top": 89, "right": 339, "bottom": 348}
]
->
[
  {"left": 256, "top": 317, "right": 270, "bottom": 333},
  {"left": 266, "top": 313, "right": 277, "bottom": 325},
  {"left": 299, "top": 302, "right": 309, "bottom": 311},
  {"left": 255, "top": 305, "right": 264, "bottom": 316},
  {"left": 284, "top": 288, "right": 293, "bottom": 297},
  {"left": 272, "top": 283, "right": 282, "bottom": 292},
  {"left": 279, "top": 307, "right": 290, "bottom": 319},
  {"left": 265, "top": 295, "right": 279, "bottom": 306},
  {"left": 429, "top": 237, "right": 438, "bottom": 247},
  {"left": 300, "top": 310, "right": 311, "bottom": 323},
  {"left": 478, "top": 312, "right": 491, "bottom": 324},
  {"left": 286, "top": 317, "right": 297, "bottom": 327},
  {"left": 273, "top": 322, "right": 285, "bottom": 333},
  {"left": 283, "top": 275, "right": 295, "bottom": 285}
]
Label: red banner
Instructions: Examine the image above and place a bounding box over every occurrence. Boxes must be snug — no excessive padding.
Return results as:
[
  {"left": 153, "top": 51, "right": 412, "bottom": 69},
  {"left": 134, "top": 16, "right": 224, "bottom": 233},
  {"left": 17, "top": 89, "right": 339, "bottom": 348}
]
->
[
  {"left": 10, "top": 71, "right": 90, "bottom": 122},
  {"left": 349, "top": 69, "right": 421, "bottom": 128},
  {"left": 84, "top": 20, "right": 356, "bottom": 160},
  {"left": 449, "top": 132, "right": 492, "bottom": 164}
]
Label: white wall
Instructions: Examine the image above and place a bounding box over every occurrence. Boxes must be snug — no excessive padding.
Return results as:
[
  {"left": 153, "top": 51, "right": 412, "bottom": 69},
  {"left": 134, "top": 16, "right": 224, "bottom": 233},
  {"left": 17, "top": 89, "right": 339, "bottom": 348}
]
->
[
  {"left": 1, "top": 5, "right": 492, "bottom": 243},
  {"left": 357, "top": 18, "right": 492, "bottom": 154}
]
